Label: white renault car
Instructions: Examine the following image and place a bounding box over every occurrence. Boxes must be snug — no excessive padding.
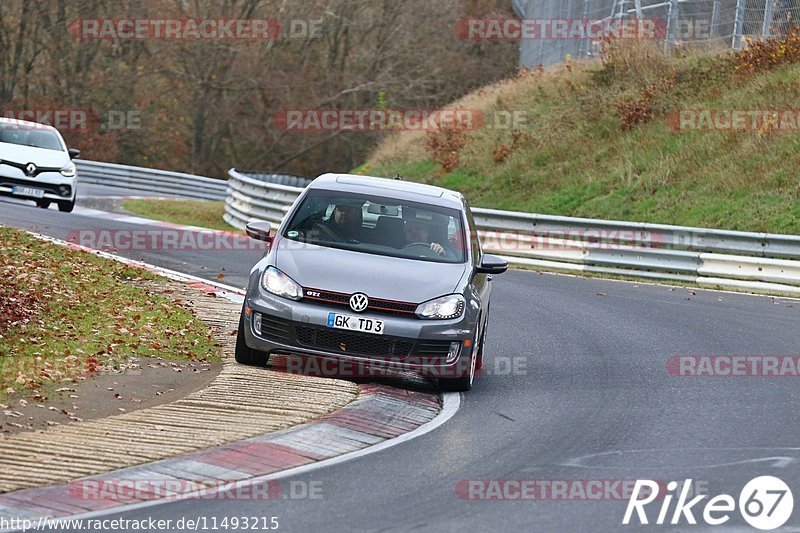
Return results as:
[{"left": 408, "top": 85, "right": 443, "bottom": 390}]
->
[{"left": 0, "top": 117, "right": 79, "bottom": 212}]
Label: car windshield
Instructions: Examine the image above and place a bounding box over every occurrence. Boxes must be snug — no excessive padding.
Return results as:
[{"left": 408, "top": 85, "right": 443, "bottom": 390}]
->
[
  {"left": 283, "top": 189, "right": 467, "bottom": 264},
  {"left": 0, "top": 123, "right": 64, "bottom": 151}
]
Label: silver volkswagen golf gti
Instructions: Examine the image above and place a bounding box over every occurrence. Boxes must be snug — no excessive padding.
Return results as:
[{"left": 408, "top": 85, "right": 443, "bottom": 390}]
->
[{"left": 236, "top": 173, "right": 507, "bottom": 391}]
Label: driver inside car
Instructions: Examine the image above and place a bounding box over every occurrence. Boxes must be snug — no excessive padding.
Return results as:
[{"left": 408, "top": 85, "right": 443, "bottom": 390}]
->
[
  {"left": 298, "top": 201, "right": 365, "bottom": 243},
  {"left": 403, "top": 219, "right": 449, "bottom": 257}
]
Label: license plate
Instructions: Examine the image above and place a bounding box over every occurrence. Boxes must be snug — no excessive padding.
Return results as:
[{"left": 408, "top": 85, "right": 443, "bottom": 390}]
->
[
  {"left": 12, "top": 185, "right": 45, "bottom": 198},
  {"left": 327, "top": 312, "right": 384, "bottom": 335}
]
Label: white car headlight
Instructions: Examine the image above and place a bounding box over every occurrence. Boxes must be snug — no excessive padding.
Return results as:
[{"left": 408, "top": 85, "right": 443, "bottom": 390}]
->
[
  {"left": 415, "top": 294, "right": 465, "bottom": 320},
  {"left": 60, "top": 162, "right": 77, "bottom": 177},
  {"left": 261, "top": 266, "right": 303, "bottom": 301}
]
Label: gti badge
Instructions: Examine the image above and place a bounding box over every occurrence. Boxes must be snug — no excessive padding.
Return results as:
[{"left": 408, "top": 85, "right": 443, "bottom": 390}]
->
[
  {"left": 349, "top": 293, "right": 369, "bottom": 312},
  {"left": 25, "top": 163, "right": 36, "bottom": 176}
]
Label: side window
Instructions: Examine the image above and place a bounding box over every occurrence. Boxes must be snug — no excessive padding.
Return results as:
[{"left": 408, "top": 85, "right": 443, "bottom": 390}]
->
[{"left": 464, "top": 201, "right": 481, "bottom": 264}]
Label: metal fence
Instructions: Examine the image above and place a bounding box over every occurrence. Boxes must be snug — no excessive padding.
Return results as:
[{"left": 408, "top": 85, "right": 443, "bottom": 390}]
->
[
  {"left": 223, "top": 169, "right": 800, "bottom": 297},
  {"left": 514, "top": 0, "right": 800, "bottom": 67}
]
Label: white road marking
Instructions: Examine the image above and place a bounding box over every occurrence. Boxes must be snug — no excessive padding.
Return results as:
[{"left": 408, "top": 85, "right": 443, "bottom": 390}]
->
[{"left": 550, "top": 447, "right": 800, "bottom": 471}]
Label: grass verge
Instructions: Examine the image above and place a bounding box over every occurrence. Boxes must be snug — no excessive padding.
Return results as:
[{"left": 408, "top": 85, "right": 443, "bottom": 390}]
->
[
  {"left": 122, "top": 199, "right": 237, "bottom": 232},
  {"left": 0, "top": 227, "right": 220, "bottom": 401},
  {"left": 361, "top": 40, "right": 800, "bottom": 234}
]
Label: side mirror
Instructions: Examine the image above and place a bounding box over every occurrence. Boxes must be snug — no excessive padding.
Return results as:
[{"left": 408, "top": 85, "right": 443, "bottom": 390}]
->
[
  {"left": 245, "top": 221, "right": 274, "bottom": 244},
  {"left": 68, "top": 148, "right": 80, "bottom": 159},
  {"left": 476, "top": 254, "right": 508, "bottom": 275}
]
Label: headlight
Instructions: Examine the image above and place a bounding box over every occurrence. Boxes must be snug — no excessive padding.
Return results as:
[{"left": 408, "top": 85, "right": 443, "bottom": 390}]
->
[
  {"left": 415, "top": 294, "right": 465, "bottom": 320},
  {"left": 261, "top": 266, "right": 303, "bottom": 301},
  {"left": 60, "top": 162, "right": 76, "bottom": 177}
]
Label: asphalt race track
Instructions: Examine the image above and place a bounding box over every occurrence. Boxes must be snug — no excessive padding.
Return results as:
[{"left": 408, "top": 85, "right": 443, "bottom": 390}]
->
[{"left": 2, "top": 190, "right": 800, "bottom": 531}]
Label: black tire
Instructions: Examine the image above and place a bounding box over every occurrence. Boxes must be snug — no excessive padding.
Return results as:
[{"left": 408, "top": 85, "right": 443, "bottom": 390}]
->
[
  {"left": 475, "top": 320, "right": 487, "bottom": 371},
  {"left": 57, "top": 200, "right": 74, "bottom": 213},
  {"left": 475, "top": 305, "right": 490, "bottom": 371},
  {"left": 35, "top": 200, "right": 51, "bottom": 209},
  {"left": 235, "top": 312, "right": 269, "bottom": 366}
]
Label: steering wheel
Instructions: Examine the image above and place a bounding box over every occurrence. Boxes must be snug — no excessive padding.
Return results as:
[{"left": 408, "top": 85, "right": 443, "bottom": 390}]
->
[
  {"left": 403, "top": 242, "right": 439, "bottom": 256},
  {"left": 310, "top": 221, "right": 341, "bottom": 241}
]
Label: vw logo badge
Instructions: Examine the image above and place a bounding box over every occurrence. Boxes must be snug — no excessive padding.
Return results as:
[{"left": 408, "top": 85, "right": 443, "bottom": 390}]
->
[
  {"left": 25, "top": 163, "right": 36, "bottom": 176},
  {"left": 349, "top": 293, "right": 369, "bottom": 313}
]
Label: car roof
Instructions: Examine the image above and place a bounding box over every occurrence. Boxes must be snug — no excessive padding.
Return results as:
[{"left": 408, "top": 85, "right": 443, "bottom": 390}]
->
[
  {"left": 0, "top": 116, "right": 59, "bottom": 131},
  {"left": 309, "top": 173, "right": 466, "bottom": 209}
]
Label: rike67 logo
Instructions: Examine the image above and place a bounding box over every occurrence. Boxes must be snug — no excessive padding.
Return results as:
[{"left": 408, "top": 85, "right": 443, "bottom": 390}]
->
[{"left": 623, "top": 476, "right": 793, "bottom": 530}]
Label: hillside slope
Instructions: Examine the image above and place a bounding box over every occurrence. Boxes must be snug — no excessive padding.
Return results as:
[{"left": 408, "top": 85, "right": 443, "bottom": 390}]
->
[{"left": 359, "top": 40, "right": 800, "bottom": 234}]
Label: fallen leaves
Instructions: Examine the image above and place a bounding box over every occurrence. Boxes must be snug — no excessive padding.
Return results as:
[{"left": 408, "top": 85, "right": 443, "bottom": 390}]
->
[{"left": 0, "top": 227, "right": 221, "bottom": 400}]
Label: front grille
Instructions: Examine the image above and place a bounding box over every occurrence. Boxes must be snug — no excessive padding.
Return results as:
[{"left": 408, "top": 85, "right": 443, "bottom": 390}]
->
[
  {"left": 370, "top": 299, "right": 418, "bottom": 314},
  {"left": 305, "top": 290, "right": 350, "bottom": 305},
  {"left": 295, "top": 324, "right": 414, "bottom": 358},
  {"left": 303, "top": 288, "right": 417, "bottom": 316}
]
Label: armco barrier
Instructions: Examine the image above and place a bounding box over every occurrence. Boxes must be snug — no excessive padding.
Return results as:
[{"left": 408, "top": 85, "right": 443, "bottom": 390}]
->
[
  {"left": 223, "top": 169, "right": 304, "bottom": 228},
  {"left": 77, "top": 160, "right": 227, "bottom": 200},
  {"left": 223, "top": 168, "right": 800, "bottom": 296}
]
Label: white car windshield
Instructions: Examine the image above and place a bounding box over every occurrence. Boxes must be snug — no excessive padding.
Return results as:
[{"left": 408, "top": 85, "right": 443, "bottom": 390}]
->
[
  {"left": 0, "top": 123, "right": 64, "bottom": 151},
  {"left": 284, "top": 190, "right": 467, "bottom": 264}
]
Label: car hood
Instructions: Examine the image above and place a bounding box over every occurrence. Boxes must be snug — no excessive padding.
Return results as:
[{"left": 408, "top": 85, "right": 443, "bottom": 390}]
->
[
  {"left": 275, "top": 242, "right": 467, "bottom": 303},
  {"left": 0, "top": 143, "right": 68, "bottom": 168}
]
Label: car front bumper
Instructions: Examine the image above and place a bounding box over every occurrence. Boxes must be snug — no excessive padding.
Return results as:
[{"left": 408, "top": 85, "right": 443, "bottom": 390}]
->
[
  {"left": 0, "top": 171, "right": 77, "bottom": 202},
  {"left": 244, "top": 290, "right": 477, "bottom": 377}
]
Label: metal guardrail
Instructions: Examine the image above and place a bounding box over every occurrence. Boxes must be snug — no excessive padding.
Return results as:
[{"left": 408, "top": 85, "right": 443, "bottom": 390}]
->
[
  {"left": 77, "top": 160, "right": 227, "bottom": 201},
  {"left": 223, "top": 169, "right": 304, "bottom": 229},
  {"left": 235, "top": 171, "right": 312, "bottom": 188},
  {"left": 472, "top": 209, "right": 800, "bottom": 260},
  {"left": 224, "top": 169, "right": 800, "bottom": 296}
]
